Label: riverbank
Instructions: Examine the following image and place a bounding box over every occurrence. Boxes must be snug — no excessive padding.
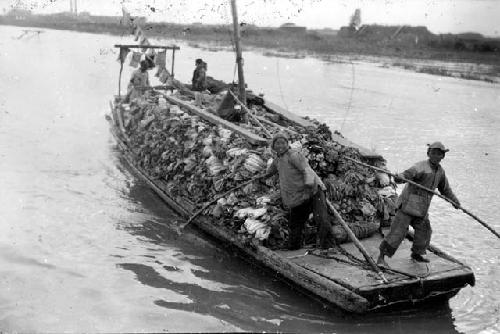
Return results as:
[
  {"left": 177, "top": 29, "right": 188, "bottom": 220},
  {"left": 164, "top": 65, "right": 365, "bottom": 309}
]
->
[{"left": 2, "top": 14, "right": 499, "bottom": 83}]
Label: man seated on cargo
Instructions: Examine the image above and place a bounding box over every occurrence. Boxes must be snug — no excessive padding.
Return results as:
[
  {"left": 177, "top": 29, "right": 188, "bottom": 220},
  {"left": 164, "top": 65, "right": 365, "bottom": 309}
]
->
[
  {"left": 376, "top": 142, "right": 461, "bottom": 266},
  {"left": 126, "top": 60, "right": 150, "bottom": 102},
  {"left": 216, "top": 84, "right": 245, "bottom": 122},
  {"left": 266, "top": 132, "right": 336, "bottom": 251}
]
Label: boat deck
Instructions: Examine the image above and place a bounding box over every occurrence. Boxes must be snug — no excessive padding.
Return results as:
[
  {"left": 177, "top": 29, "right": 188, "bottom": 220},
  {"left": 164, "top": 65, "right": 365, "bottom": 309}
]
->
[{"left": 278, "top": 228, "right": 474, "bottom": 308}]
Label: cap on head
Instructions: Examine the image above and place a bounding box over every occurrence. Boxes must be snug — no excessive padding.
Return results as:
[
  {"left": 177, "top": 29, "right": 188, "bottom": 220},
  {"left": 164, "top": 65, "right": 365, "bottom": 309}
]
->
[
  {"left": 195, "top": 58, "right": 203, "bottom": 65},
  {"left": 427, "top": 141, "right": 449, "bottom": 153},
  {"left": 271, "top": 132, "right": 288, "bottom": 148}
]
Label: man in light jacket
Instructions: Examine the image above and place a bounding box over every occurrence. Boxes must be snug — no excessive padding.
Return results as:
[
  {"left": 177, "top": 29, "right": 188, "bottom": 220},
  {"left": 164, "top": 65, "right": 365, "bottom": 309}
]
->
[
  {"left": 377, "top": 142, "right": 460, "bottom": 266},
  {"left": 126, "top": 60, "right": 150, "bottom": 102},
  {"left": 266, "top": 132, "right": 335, "bottom": 251}
]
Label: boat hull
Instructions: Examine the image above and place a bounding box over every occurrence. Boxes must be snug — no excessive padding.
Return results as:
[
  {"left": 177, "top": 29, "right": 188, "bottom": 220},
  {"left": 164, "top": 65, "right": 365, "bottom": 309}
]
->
[{"left": 108, "top": 117, "right": 474, "bottom": 313}]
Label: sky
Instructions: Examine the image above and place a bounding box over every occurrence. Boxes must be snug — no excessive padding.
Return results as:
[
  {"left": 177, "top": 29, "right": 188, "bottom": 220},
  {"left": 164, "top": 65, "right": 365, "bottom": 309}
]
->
[{"left": 2, "top": 0, "right": 499, "bottom": 37}]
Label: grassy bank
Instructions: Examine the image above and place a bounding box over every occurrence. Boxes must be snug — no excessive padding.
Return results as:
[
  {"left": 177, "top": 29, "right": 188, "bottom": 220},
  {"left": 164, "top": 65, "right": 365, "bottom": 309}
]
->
[{"left": 2, "top": 14, "right": 499, "bottom": 82}]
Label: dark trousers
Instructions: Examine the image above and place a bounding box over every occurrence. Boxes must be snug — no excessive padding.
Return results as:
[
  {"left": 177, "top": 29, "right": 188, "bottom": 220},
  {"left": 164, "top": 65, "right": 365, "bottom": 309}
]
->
[
  {"left": 379, "top": 209, "right": 432, "bottom": 257},
  {"left": 288, "top": 190, "right": 335, "bottom": 250}
]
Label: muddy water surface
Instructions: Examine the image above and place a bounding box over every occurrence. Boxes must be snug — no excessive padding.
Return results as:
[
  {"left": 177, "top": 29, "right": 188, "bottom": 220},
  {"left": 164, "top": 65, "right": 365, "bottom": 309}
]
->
[{"left": 0, "top": 26, "right": 499, "bottom": 333}]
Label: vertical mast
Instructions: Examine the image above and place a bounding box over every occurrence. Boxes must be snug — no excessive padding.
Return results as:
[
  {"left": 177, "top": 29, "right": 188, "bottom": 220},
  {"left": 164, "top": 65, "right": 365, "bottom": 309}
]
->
[{"left": 230, "top": 0, "right": 246, "bottom": 106}]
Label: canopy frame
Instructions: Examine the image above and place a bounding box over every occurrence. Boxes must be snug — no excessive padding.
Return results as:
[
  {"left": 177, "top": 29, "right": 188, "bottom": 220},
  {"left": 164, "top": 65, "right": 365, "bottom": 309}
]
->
[{"left": 114, "top": 44, "right": 180, "bottom": 96}]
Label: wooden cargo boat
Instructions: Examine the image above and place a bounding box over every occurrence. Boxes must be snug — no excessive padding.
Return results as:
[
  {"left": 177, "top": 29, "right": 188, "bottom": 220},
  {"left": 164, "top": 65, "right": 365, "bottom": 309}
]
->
[
  {"left": 109, "top": 0, "right": 474, "bottom": 313},
  {"left": 107, "top": 95, "right": 474, "bottom": 313}
]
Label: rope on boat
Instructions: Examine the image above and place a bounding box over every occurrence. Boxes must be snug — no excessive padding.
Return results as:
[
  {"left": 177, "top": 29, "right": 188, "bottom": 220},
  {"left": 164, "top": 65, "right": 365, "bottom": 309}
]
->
[
  {"left": 227, "top": 89, "right": 272, "bottom": 138},
  {"left": 325, "top": 198, "right": 389, "bottom": 283},
  {"left": 275, "top": 58, "right": 290, "bottom": 112},
  {"left": 312, "top": 246, "right": 430, "bottom": 280},
  {"left": 340, "top": 60, "right": 356, "bottom": 132}
]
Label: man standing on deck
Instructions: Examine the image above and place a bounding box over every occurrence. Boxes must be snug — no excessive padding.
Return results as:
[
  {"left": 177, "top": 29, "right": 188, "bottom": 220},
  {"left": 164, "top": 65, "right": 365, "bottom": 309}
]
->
[
  {"left": 266, "top": 132, "right": 336, "bottom": 251},
  {"left": 126, "top": 60, "right": 150, "bottom": 102},
  {"left": 191, "top": 58, "right": 207, "bottom": 92},
  {"left": 377, "top": 142, "right": 461, "bottom": 266}
]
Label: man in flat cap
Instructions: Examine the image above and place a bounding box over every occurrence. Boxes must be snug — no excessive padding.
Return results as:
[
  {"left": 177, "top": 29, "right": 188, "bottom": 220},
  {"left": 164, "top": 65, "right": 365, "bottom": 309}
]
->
[
  {"left": 266, "top": 132, "right": 335, "bottom": 251},
  {"left": 377, "top": 142, "right": 461, "bottom": 266}
]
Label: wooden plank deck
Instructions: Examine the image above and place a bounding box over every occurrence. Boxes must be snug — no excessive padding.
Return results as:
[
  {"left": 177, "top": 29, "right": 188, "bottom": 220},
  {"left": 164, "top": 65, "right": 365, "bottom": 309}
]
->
[
  {"left": 263, "top": 99, "right": 316, "bottom": 128},
  {"left": 340, "top": 229, "right": 466, "bottom": 280},
  {"left": 289, "top": 253, "right": 402, "bottom": 289},
  {"left": 276, "top": 229, "right": 473, "bottom": 294}
]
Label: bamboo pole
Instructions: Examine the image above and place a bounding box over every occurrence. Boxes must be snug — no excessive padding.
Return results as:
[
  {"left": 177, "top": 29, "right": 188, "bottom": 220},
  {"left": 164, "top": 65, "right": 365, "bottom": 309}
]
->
[
  {"left": 344, "top": 156, "right": 500, "bottom": 239},
  {"left": 178, "top": 174, "right": 266, "bottom": 232},
  {"left": 325, "top": 198, "right": 389, "bottom": 283}
]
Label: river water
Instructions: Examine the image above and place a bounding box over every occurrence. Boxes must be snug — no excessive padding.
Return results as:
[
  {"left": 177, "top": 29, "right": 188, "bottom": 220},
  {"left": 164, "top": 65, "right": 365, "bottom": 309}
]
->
[{"left": 0, "top": 26, "right": 499, "bottom": 333}]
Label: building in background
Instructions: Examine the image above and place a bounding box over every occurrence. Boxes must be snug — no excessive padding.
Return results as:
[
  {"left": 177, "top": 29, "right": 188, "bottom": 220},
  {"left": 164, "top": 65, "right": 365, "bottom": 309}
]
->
[{"left": 279, "top": 23, "right": 306, "bottom": 33}]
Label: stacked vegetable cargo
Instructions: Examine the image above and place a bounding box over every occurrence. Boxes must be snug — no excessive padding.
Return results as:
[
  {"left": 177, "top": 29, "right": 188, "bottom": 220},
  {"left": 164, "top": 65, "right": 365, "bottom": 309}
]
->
[{"left": 115, "top": 90, "right": 398, "bottom": 250}]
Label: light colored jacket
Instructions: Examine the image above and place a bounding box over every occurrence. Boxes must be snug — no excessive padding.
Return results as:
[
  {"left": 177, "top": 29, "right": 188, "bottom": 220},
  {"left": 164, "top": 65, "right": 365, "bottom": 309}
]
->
[
  {"left": 128, "top": 69, "right": 150, "bottom": 90},
  {"left": 267, "top": 149, "right": 324, "bottom": 208},
  {"left": 397, "top": 160, "right": 459, "bottom": 217}
]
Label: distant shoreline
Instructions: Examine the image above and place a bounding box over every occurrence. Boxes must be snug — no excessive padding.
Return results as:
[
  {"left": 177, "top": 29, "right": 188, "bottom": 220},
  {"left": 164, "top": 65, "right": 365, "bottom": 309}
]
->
[{"left": 2, "top": 15, "right": 499, "bottom": 83}]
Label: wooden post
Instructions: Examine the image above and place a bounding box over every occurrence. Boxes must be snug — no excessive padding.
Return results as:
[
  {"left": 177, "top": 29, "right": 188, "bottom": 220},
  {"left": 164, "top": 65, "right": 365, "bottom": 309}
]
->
[
  {"left": 171, "top": 49, "right": 176, "bottom": 78},
  {"left": 230, "top": 0, "right": 246, "bottom": 106},
  {"left": 118, "top": 61, "right": 123, "bottom": 96}
]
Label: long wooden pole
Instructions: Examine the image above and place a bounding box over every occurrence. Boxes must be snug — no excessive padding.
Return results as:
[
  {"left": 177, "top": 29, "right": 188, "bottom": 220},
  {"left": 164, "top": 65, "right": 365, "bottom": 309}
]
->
[
  {"left": 325, "top": 198, "right": 388, "bottom": 283},
  {"left": 178, "top": 174, "right": 266, "bottom": 232},
  {"left": 257, "top": 116, "right": 299, "bottom": 135},
  {"left": 230, "top": 0, "right": 246, "bottom": 106},
  {"left": 344, "top": 156, "right": 500, "bottom": 239},
  {"left": 228, "top": 90, "right": 271, "bottom": 138},
  {"left": 114, "top": 44, "right": 180, "bottom": 50}
]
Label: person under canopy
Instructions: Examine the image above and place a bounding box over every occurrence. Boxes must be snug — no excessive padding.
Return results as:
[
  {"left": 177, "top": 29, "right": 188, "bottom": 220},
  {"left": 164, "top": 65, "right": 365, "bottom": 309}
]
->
[{"left": 126, "top": 60, "right": 150, "bottom": 102}]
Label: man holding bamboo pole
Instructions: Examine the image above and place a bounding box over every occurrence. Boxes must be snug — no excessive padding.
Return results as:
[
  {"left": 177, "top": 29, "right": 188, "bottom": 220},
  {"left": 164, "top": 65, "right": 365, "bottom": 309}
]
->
[{"left": 377, "top": 142, "right": 461, "bottom": 266}]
